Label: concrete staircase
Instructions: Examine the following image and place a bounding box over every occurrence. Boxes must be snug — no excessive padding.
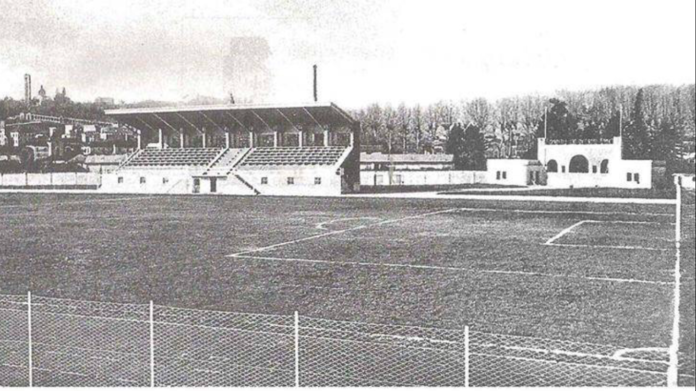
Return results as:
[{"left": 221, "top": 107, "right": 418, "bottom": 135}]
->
[{"left": 202, "top": 148, "right": 249, "bottom": 176}]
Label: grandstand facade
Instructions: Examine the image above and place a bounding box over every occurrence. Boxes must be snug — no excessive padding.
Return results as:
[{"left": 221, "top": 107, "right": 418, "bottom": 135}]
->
[{"left": 102, "top": 103, "right": 360, "bottom": 196}]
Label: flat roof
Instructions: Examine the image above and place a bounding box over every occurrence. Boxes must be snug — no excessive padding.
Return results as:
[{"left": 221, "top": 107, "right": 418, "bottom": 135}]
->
[
  {"left": 105, "top": 102, "right": 357, "bottom": 134},
  {"left": 360, "top": 153, "right": 453, "bottom": 164}
]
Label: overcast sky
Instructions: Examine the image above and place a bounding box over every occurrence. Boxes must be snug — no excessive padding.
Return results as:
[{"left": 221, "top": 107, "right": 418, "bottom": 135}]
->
[{"left": 1, "top": 0, "right": 694, "bottom": 108}]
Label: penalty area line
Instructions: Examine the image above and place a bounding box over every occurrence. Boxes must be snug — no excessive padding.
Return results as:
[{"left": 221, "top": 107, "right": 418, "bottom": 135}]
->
[
  {"left": 226, "top": 207, "right": 462, "bottom": 257},
  {"left": 229, "top": 255, "right": 673, "bottom": 286}
]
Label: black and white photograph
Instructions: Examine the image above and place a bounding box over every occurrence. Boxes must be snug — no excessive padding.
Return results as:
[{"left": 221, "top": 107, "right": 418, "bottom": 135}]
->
[{"left": 0, "top": 0, "right": 694, "bottom": 388}]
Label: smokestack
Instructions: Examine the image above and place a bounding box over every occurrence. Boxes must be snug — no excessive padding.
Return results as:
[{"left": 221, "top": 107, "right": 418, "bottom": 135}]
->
[
  {"left": 24, "top": 74, "right": 32, "bottom": 106},
  {"left": 313, "top": 65, "right": 318, "bottom": 102}
]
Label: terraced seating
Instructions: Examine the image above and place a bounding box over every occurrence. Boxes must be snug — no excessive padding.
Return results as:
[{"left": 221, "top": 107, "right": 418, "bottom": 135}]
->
[
  {"left": 123, "top": 148, "right": 224, "bottom": 168},
  {"left": 239, "top": 147, "right": 348, "bottom": 167}
]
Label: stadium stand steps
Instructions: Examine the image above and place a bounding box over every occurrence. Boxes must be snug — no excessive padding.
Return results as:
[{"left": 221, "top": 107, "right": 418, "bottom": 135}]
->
[
  {"left": 122, "top": 148, "right": 224, "bottom": 169},
  {"left": 202, "top": 148, "right": 249, "bottom": 177},
  {"left": 239, "top": 146, "right": 347, "bottom": 168}
]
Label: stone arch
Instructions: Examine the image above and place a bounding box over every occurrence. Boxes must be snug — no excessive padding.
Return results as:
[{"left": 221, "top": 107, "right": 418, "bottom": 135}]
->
[
  {"left": 569, "top": 155, "right": 589, "bottom": 173},
  {"left": 547, "top": 160, "right": 558, "bottom": 173}
]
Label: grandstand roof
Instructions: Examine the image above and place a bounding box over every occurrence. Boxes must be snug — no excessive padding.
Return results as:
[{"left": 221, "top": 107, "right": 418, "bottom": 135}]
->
[{"left": 105, "top": 102, "right": 357, "bottom": 133}]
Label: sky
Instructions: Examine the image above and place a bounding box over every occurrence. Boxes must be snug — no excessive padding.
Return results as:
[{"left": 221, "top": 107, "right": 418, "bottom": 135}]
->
[{"left": 0, "top": 0, "right": 694, "bottom": 109}]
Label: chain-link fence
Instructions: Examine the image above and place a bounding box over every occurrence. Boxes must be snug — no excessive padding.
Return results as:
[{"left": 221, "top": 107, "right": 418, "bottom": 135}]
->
[
  {"left": 30, "top": 295, "right": 150, "bottom": 386},
  {"left": 469, "top": 330, "right": 669, "bottom": 387},
  {"left": 0, "top": 294, "right": 30, "bottom": 387},
  {"left": 0, "top": 292, "right": 678, "bottom": 387},
  {"left": 153, "top": 306, "right": 294, "bottom": 386},
  {"left": 298, "top": 316, "right": 469, "bottom": 386}
]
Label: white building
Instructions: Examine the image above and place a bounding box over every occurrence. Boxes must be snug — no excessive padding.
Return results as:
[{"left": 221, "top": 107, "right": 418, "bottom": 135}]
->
[
  {"left": 538, "top": 137, "right": 652, "bottom": 189},
  {"left": 487, "top": 159, "right": 545, "bottom": 186}
]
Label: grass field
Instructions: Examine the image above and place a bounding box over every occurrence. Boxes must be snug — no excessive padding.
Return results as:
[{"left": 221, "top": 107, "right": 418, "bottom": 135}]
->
[{"left": 0, "top": 192, "right": 693, "bottom": 384}]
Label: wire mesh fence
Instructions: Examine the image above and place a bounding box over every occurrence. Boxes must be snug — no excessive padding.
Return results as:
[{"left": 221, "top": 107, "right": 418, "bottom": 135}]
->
[
  {"left": 298, "top": 316, "right": 469, "bottom": 386},
  {"left": 30, "top": 295, "right": 150, "bottom": 387},
  {"left": 469, "top": 330, "right": 669, "bottom": 387},
  {"left": 153, "top": 306, "right": 295, "bottom": 387},
  {"left": 0, "top": 292, "right": 678, "bottom": 387},
  {"left": 0, "top": 294, "right": 30, "bottom": 387}
]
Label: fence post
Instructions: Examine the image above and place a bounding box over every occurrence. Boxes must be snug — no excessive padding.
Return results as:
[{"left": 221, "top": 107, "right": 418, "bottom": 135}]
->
[
  {"left": 464, "top": 325, "right": 470, "bottom": 388},
  {"left": 149, "top": 301, "right": 155, "bottom": 388},
  {"left": 294, "top": 311, "right": 300, "bottom": 387},
  {"left": 27, "top": 291, "right": 33, "bottom": 387}
]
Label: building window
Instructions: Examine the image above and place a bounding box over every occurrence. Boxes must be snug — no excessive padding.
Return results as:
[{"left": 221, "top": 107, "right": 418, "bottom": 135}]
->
[
  {"left": 261, "top": 177, "right": 268, "bottom": 185},
  {"left": 117, "top": 177, "right": 124, "bottom": 184},
  {"left": 562, "top": 166, "right": 566, "bottom": 173},
  {"left": 627, "top": 173, "right": 632, "bottom": 182},
  {"left": 496, "top": 171, "right": 501, "bottom": 180},
  {"left": 287, "top": 177, "right": 294, "bottom": 185},
  {"left": 547, "top": 160, "right": 558, "bottom": 173},
  {"left": 502, "top": 171, "right": 507, "bottom": 179},
  {"left": 163, "top": 177, "right": 169, "bottom": 184},
  {"left": 600, "top": 159, "right": 609, "bottom": 174},
  {"left": 140, "top": 177, "right": 146, "bottom": 184},
  {"left": 592, "top": 165, "right": 598, "bottom": 173},
  {"left": 314, "top": 177, "right": 322, "bottom": 185},
  {"left": 634, "top": 173, "right": 640, "bottom": 183}
]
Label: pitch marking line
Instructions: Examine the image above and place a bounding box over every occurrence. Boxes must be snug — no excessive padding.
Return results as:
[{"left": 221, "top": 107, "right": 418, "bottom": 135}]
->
[
  {"left": 229, "top": 207, "right": 669, "bottom": 258},
  {"left": 0, "top": 195, "right": 159, "bottom": 212},
  {"left": 315, "top": 217, "right": 382, "bottom": 230},
  {"left": 229, "top": 255, "right": 673, "bottom": 286},
  {"left": 544, "top": 220, "right": 672, "bottom": 251},
  {"left": 227, "top": 207, "right": 462, "bottom": 257}
]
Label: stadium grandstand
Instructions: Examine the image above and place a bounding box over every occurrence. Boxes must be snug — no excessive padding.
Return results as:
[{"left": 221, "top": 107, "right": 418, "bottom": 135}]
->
[{"left": 102, "top": 102, "right": 360, "bottom": 196}]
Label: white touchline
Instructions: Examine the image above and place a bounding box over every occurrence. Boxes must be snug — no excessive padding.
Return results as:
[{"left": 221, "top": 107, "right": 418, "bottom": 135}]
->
[
  {"left": 229, "top": 255, "right": 673, "bottom": 286},
  {"left": 0, "top": 195, "right": 159, "bottom": 211}
]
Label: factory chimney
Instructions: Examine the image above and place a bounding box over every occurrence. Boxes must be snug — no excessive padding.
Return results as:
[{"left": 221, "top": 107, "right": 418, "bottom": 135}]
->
[
  {"left": 313, "top": 65, "right": 318, "bottom": 102},
  {"left": 24, "top": 74, "right": 32, "bottom": 106}
]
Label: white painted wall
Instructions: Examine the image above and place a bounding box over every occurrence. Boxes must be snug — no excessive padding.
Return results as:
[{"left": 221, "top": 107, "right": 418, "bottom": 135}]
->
[
  {"left": 100, "top": 169, "right": 193, "bottom": 194},
  {"left": 546, "top": 160, "right": 652, "bottom": 188},
  {"left": 0, "top": 172, "right": 102, "bottom": 187},
  {"left": 361, "top": 170, "right": 486, "bottom": 186},
  {"left": 486, "top": 160, "right": 545, "bottom": 186}
]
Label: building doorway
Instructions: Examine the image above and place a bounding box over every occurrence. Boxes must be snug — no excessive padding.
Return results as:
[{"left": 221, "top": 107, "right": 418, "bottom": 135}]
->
[{"left": 210, "top": 178, "right": 217, "bottom": 193}]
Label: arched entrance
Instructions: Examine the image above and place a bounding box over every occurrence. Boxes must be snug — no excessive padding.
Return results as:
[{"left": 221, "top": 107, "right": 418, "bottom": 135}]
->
[{"left": 569, "top": 155, "right": 589, "bottom": 173}]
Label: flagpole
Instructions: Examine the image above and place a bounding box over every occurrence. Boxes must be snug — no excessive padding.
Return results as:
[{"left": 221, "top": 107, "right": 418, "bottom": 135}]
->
[{"left": 619, "top": 104, "right": 623, "bottom": 138}]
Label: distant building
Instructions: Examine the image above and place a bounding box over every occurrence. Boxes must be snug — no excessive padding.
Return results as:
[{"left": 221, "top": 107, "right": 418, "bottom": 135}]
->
[
  {"left": 38, "top": 85, "right": 47, "bottom": 102},
  {"left": 0, "top": 122, "right": 6, "bottom": 147},
  {"left": 84, "top": 154, "right": 127, "bottom": 174},
  {"left": 360, "top": 153, "right": 454, "bottom": 171},
  {"left": 538, "top": 137, "right": 652, "bottom": 188},
  {"left": 95, "top": 97, "right": 115, "bottom": 105}
]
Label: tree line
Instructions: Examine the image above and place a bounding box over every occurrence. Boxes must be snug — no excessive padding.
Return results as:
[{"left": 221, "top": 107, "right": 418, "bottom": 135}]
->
[
  {"left": 350, "top": 84, "right": 695, "bottom": 170},
  {"left": 2, "top": 84, "right": 694, "bottom": 172}
]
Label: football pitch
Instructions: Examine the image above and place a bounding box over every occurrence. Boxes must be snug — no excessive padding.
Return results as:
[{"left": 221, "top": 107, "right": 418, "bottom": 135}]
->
[{"left": 0, "top": 193, "right": 693, "bottom": 384}]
